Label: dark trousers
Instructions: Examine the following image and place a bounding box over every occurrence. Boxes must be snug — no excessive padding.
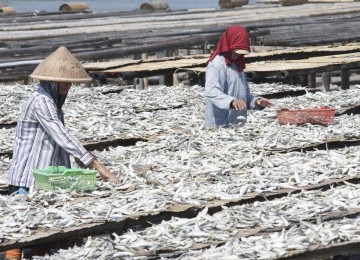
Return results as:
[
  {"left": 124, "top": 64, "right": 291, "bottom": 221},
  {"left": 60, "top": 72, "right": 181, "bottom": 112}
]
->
[{"left": 8, "top": 185, "right": 29, "bottom": 195}]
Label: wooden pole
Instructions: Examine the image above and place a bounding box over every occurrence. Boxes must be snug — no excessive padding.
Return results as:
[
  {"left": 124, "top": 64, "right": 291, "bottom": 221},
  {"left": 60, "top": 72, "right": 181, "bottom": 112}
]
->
[
  {"left": 322, "top": 72, "right": 331, "bottom": 92},
  {"left": 141, "top": 52, "right": 149, "bottom": 88},
  {"left": 341, "top": 69, "right": 349, "bottom": 90},
  {"left": 172, "top": 73, "right": 179, "bottom": 86},
  {"left": 308, "top": 73, "right": 316, "bottom": 88},
  {"left": 163, "top": 74, "right": 173, "bottom": 86},
  {"left": 135, "top": 78, "right": 145, "bottom": 90}
]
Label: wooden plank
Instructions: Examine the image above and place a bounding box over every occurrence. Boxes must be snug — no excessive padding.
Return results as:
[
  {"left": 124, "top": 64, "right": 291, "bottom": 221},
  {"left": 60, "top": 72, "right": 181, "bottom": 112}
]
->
[
  {"left": 83, "top": 59, "right": 142, "bottom": 71},
  {"left": 100, "top": 56, "right": 208, "bottom": 73},
  {"left": 0, "top": 4, "right": 359, "bottom": 84},
  {"left": 7, "top": 36, "right": 359, "bottom": 79},
  {"left": 0, "top": 4, "right": 360, "bottom": 82},
  {"left": 82, "top": 42, "right": 360, "bottom": 71},
  {"left": 89, "top": 51, "right": 360, "bottom": 83},
  {"left": 249, "top": 43, "right": 360, "bottom": 60},
  {"left": 1, "top": 3, "right": 360, "bottom": 42},
  {"left": 184, "top": 52, "right": 360, "bottom": 80}
]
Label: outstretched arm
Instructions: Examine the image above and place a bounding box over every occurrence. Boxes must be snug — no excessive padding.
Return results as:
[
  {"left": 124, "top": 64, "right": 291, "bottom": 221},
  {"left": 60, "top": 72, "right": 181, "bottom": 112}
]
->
[{"left": 89, "top": 159, "right": 120, "bottom": 183}]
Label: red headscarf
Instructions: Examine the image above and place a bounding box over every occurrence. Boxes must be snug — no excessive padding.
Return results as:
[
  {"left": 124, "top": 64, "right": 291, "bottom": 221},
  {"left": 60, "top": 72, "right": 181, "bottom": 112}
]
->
[{"left": 207, "top": 25, "right": 250, "bottom": 72}]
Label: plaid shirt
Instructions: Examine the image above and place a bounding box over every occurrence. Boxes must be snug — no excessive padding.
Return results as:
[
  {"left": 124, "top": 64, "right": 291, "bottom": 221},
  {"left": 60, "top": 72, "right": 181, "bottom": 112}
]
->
[{"left": 8, "top": 87, "right": 95, "bottom": 188}]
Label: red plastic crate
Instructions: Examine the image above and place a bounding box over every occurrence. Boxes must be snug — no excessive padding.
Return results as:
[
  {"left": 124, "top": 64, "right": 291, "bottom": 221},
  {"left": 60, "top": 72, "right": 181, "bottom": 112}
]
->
[{"left": 277, "top": 107, "right": 336, "bottom": 125}]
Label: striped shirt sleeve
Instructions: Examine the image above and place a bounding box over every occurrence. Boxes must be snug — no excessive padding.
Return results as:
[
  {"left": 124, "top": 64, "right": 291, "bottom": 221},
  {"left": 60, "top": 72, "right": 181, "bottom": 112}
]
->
[{"left": 34, "top": 96, "right": 95, "bottom": 166}]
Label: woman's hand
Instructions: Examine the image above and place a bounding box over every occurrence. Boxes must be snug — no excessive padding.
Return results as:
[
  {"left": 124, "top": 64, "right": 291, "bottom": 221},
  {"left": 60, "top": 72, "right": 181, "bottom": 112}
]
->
[
  {"left": 230, "top": 99, "right": 247, "bottom": 110},
  {"left": 89, "top": 159, "right": 120, "bottom": 184},
  {"left": 102, "top": 170, "right": 121, "bottom": 183},
  {"left": 256, "top": 98, "right": 273, "bottom": 108}
]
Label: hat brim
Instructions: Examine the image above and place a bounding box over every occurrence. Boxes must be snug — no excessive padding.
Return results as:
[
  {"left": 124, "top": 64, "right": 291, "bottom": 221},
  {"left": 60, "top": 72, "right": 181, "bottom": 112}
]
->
[
  {"left": 234, "top": 49, "right": 250, "bottom": 55},
  {"left": 30, "top": 74, "right": 92, "bottom": 83},
  {"left": 29, "top": 46, "right": 93, "bottom": 84}
]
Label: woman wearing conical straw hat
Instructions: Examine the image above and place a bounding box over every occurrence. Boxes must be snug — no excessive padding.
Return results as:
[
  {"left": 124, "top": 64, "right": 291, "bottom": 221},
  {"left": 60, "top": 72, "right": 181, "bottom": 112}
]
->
[
  {"left": 5, "top": 46, "right": 120, "bottom": 259},
  {"left": 7, "top": 46, "right": 120, "bottom": 193}
]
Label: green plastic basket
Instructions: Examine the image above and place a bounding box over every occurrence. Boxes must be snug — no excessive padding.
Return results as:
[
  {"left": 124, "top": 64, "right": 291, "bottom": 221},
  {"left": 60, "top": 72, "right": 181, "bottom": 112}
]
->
[{"left": 33, "top": 166, "right": 96, "bottom": 191}]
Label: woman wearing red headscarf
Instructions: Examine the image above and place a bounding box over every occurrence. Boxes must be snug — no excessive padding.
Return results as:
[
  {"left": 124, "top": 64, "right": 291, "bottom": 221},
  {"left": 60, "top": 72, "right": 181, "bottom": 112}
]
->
[{"left": 205, "top": 25, "right": 272, "bottom": 128}]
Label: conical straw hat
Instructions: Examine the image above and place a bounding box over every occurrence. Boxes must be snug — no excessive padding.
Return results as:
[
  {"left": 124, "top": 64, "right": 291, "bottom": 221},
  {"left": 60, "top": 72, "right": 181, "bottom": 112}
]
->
[{"left": 30, "top": 46, "right": 92, "bottom": 83}]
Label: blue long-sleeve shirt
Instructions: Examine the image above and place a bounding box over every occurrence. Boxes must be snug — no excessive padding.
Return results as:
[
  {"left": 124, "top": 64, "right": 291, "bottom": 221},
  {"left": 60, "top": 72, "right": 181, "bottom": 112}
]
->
[
  {"left": 205, "top": 55, "right": 261, "bottom": 128},
  {"left": 8, "top": 84, "right": 95, "bottom": 188}
]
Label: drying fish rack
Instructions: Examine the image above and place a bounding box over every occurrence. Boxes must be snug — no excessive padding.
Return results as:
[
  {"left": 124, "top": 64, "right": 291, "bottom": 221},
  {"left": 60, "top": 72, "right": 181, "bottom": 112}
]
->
[
  {"left": 33, "top": 166, "right": 96, "bottom": 191},
  {"left": 277, "top": 107, "right": 336, "bottom": 125}
]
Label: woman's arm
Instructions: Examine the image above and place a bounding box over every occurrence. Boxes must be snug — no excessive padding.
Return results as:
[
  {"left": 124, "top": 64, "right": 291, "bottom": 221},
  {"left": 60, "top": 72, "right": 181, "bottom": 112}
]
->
[{"left": 89, "top": 159, "right": 120, "bottom": 183}]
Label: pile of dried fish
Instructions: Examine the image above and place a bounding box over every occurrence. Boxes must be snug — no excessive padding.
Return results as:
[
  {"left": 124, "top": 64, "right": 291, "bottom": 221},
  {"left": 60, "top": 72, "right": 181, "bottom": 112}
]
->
[
  {"left": 1, "top": 84, "right": 360, "bottom": 149},
  {"left": 0, "top": 141, "right": 359, "bottom": 244},
  {"left": 0, "top": 83, "right": 357, "bottom": 128},
  {"left": 249, "top": 82, "right": 306, "bottom": 96},
  {"left": 0, "top": 156, "right": 11, "bottom": 185},
  {"left": 31, "top": 183, "right": 360, "bottom": 259},
  {"left": 90, "top": 142, "right": 360, "bottom": 201},
  {"left": 180, "top": 217, "right": 360, "bottom": 259},
  {"left": 0, "top": 84, "right": 33, "bottom": 124},
  {"left": 1, "top": 82, "right": 360, "bottom": 258}
]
